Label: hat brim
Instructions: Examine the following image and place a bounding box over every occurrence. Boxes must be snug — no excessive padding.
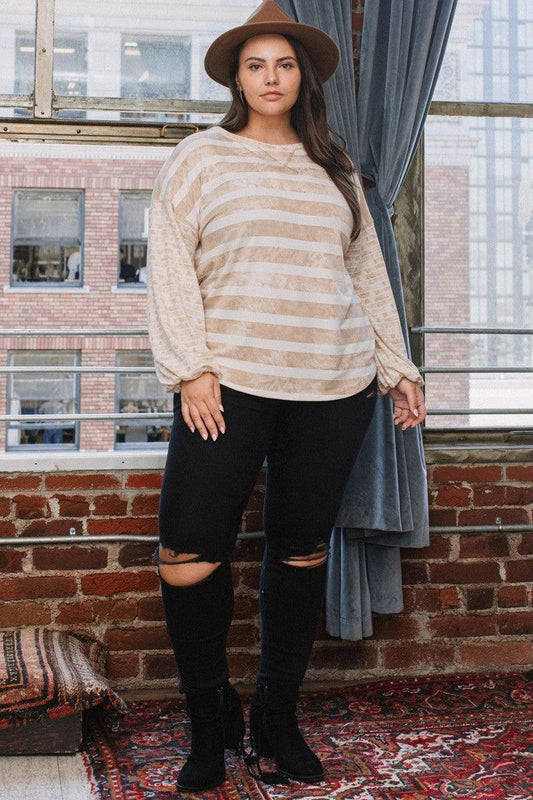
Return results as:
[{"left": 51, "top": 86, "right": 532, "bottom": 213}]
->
[{"left": 204, "top": 21, "right": 340, "bottom": 87}]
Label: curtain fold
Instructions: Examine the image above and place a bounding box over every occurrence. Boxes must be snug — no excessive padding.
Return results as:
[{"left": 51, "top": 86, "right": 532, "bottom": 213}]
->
[{"left": 276, "top": 0, "right": 457, "bottom": 640}]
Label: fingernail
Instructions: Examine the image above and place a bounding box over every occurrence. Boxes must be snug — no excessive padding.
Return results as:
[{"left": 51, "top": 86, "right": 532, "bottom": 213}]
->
[
  {"left": 219, "top": 404, "right": 224, "bottom": 412},
  {"left": 202, "top": 432, "right": 208, "bottom": 440},
  {"left": 413, "top": 409, "right": 419, "bottom": 417},
  {"left": 212, "top": 433, "right": 217, "bottom": 441},
  {"left": 220, "top": 427, "right": 226, "bottom": 434},
  {"left": 189, "top": 426, "right": 195, "bottom": 433}
]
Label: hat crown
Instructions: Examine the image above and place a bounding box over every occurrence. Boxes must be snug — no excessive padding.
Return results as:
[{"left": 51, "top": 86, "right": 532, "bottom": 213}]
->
[{"left": 244, "top": 0, "right": 294, "bottom": 27}]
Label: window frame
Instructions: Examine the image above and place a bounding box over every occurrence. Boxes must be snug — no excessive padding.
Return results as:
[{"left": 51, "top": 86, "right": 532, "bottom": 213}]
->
[
  {"left": 6, "top": 349, "right": 81, "bottom": 451},
  {"left": 10, "top": 188, "right": 85, "bottom": 287}
]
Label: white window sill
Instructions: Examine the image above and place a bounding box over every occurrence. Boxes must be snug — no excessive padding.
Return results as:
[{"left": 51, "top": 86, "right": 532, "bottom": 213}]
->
[
  {"left": 0, "top": 449, "right": 167, "bottom": 472},
  {"left": 111, "top": 285, "right": 147, "bottom": 294},
  {"left": 4, "top": 285, "right": 91, "bottom": 293}
]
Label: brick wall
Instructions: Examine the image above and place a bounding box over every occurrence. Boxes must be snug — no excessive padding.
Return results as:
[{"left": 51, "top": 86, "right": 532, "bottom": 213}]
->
[{"left": 0, "top": 461, "right": 531, "bottom": 690}]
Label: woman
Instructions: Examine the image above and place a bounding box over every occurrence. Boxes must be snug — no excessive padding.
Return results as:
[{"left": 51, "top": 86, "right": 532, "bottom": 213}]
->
[{"left": 147, "top": 0, "right": 426, "bottom": 791}]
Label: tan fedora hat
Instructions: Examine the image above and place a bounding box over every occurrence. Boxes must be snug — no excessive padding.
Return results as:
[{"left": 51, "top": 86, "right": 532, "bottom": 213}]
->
[{"left": 204, "top": 0, "right": 340, "bottom": 87}]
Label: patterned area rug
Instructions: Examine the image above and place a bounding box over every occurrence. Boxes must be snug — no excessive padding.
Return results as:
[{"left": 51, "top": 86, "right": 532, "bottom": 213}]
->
[{"left": 82, "top": 670, "right": 533, "bottom": 800}]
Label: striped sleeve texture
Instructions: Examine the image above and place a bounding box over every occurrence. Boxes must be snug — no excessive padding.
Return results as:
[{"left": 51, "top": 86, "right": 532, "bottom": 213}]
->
[{"left": 147, "top": 125, "right": 423, "bottom": 400}]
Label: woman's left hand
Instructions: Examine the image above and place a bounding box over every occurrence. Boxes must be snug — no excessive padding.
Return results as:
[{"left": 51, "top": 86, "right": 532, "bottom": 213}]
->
[{"left": 389, "top": 378, "right": 426, "bottom": 430}]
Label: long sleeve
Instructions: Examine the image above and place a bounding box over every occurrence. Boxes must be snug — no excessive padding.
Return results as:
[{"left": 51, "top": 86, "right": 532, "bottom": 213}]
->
[
  {"left": 146, "top": 139, "right": 221, "bottom": 393},
  {"left": 344, "top": 176, "right": 423, "bottom": 394}
]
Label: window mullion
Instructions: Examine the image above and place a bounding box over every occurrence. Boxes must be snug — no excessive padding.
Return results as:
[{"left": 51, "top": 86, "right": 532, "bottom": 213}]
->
[{"left": 34, "top": 0, "right": 55, "bottom": 118}]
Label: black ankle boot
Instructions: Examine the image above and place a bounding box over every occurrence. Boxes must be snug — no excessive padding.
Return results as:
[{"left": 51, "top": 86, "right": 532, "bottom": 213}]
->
[
  {"left": 247, "top": 680, "right": 323, "bottom": 784},
  {"left": 221, "top": 681, "right": 245, "bottom": 753},
  {"left": 177, "top": 681, "right": 245, "bottom": 792}
]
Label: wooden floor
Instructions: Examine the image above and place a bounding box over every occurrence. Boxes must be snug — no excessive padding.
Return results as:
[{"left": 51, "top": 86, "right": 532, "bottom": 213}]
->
[{"left": 0, "top": 754, "right": 94, "bottom": 800}]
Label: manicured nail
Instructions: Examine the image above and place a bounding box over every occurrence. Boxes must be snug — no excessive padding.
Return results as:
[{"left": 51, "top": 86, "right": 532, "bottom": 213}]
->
[
  {"left": 219, "top": 404, "right": 224, "bottom": 412},
  {"left": 212, "top": 433, "right": 217, "bottom": 441},
  {"left": 189, "top": 426, "right": 195, "bottom": 433},
  {"left": 202, "top": 432, "right": 208, "bottom": 440},
  {"left": 220, "top": 427, "right": 225, "bottom": 434},
  {"left": 413, "top": 409, "right": 419, "bottom": 417}
]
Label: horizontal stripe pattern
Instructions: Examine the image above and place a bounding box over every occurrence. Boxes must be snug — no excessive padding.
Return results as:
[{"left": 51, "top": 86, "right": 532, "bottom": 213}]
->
[{"left": 147, "top": 125, "right": 420, "bottom": 400}]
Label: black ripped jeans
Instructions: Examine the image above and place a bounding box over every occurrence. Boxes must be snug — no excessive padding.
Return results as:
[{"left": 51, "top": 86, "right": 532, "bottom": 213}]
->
[{"left": 159, "top": 379, "right": 377, "bottom": 692}]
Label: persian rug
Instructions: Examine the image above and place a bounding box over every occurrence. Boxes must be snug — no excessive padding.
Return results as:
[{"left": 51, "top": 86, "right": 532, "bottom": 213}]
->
[
  {"left": 83, "top": 670, "right": 533, "bottom": 800},
  {"left": 0, "top": 628, "right": 124, "bottom": 730}
]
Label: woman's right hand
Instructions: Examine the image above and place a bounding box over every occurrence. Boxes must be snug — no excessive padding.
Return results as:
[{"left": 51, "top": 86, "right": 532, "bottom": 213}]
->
[{"left": 181, "top": 372, "right": 226, "bottom": 441}]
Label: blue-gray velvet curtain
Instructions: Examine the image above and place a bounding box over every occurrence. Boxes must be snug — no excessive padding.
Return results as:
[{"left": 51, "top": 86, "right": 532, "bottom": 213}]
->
[{"left": 277, "top": 0, "right": 457, "bottom": 639}]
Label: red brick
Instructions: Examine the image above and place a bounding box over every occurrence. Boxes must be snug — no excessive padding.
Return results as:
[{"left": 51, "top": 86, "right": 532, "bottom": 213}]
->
[
  {"left": 56, "top": 496, "right": 91, "bottom": 517},
  {"left": 433, "top": 465, "right": 502, "bottom": 484},
  {"left": 0, "top": 550, "right": 24, "bottom": 573},
  {"left": 22, "top": 519, "right": 84, "bottom": 537},
  {"left": 517, "top": 534, "right": 533, "bottom": 555},
  {"left": 81, "top": 571, "right": 159, "bottom": 596},
  {"left": 92, "top": 598, "right": 138, "bottom": 622},
  {"left": 125, "top": 473, "right": 162, "bottom": 489},
  {"left": 86, "top": 517, "right": 158, "bottom": 536},
  {"left": 465, "top": 587, "right": 494, "bottom": 610},
  {"left": 440, "top": 586, "right": 461, "bottom": 608},
  {"left": 369, "top": 615, "right": 420, "bottom": 640},
  {"left": 0, "top": 521, "right": 17, "bottom": 537},
  {"left": 459, "top": 535, "right": 509, "bottom": 559},
  {"left": 308, "top": 642, "right": 378, "bottom": 671},
  {"left": 0, "top": 576, "right": 77, "bottom": 600},
  {"left": 234, "top": 536, "right": 264, "bottom": 561},
  {"left": 13, "top": 494, "right": 50, "bottom": 520},
  {"left": 56, "top": 601, "right": 95, "bottom": 624},
  {"left": 131, "top": 494, "right": 160, "bottom": 516},
  {"left": 228, "top": 652, "right": 260, "bottom": 681},
  {"left": 460, "top": 641, "right": 532, "bottom": 667},
  {"left": 227, "top": 622, "right": 259, "bottom": 647},
  {"left": 106, "top": 652, "right": 140, "bottom": 680},
  {"left": 504, "top": 560, "right": 533, "bottom": 583},
  {"left": 497, "top": 611, "right": 533, "bottom": 635},
  {"left": 245, "top": 489, "right": 265, "bottom": 513},
  {"left": 401, "top": 562, "right": 428, "bottom": 584},
  {"left": 241, "top": 511, "right": 263, "bottom": 533},
  {"left": 45, "top": 473, "right": 121, "bottom": 490},
  {"left": 402, "top": 586, "right": 441, "bottom": 613},
  {"left": 504, "top": 485, "right": 533, "bottom": 505},
  {"left": 434, "top": 486, "right": 471, "bottom": 507},
  {"left": 428, "top": 615, "right": 497, "bottom": 638},
  {"left": 104, "top": 626, "right": 169, "bottom": 650},
  {"left": 143, "top": 653, "right": 177, "bottom": 680},
  {"left": 92, "top": 494, "right": 128, "bottom": 516},
  {"left": 381, "top": 643, "right": 456, "bottom": 671},
  {"left": 401, "top": 536, "right": 450, "bottom": 560},
  {"left": 458, "top": 508, "right": 529, "bottom": 526},
  {"left": 506, "top": 465, "right": 533, "bottom": 482},
  {"left": 0, "top": 475, "right": 41, "bottom": 491},
  {"left": 0, "top": 497, "right": 11, "bottom": 516},
  {"left": 498, "top": 585, "right": 528, "bottom": 608},
  {"left": 233, "top": 593, "right": 260, "bottom": 619},
  {"left": 428, "top": 508, "right": 457, "bottom": 527},
  {"left": 118, "top": 543, "right": 156, "bottom": 568},
  {"left": 236, "top": 564, "right": 262, "bottom": 590},
  {"left": 429, "top": 561, "right": 500, "bottom": 584},
  {"left": 138, "top": 596, "right": 165, "bottom": 621},
  {"left": 33, "top": 546, "right": 108, "bottom": 571},
  {"left": 472, "top": 486, "right": 506, "bottom": 506},
  {"left": 0, "top": 601, "right": 52, "bottom": 627}
]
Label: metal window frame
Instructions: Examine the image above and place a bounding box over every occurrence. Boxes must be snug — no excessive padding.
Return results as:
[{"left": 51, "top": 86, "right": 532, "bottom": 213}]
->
[
  {"left": 6, "top": 347, "right": 81, "bottom": 451},
  {"left": 10, "top": 188, "right": 85, "bottom": 287},
  {"left": 395, "top": 97, "right": 533, "bottom": 445}
]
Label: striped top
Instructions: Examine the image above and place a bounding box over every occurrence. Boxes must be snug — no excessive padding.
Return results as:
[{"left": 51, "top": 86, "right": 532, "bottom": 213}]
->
[{"left": 147, "top": 125, "right": 422, "bottom": 401}]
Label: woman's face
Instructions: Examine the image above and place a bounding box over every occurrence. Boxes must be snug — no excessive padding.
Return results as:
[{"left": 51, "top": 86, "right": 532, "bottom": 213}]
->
[{"left": 236, "top": 34, "right": 301, "bottom": 121}]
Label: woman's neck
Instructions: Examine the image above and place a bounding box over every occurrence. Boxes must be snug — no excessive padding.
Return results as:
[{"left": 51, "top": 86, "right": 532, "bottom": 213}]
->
[{"left": 234, "top": 115, "right": 300, "bottom": 145}]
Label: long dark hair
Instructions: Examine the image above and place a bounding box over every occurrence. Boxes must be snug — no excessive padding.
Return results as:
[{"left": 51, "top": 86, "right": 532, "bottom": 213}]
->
[{"left": 218, "top": 35, "right": 361, "bottom": 240}]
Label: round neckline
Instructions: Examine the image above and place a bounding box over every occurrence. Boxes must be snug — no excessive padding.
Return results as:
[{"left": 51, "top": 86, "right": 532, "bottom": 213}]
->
[{"left": 215, "top": 125, "right": 303, "bottom": 150}]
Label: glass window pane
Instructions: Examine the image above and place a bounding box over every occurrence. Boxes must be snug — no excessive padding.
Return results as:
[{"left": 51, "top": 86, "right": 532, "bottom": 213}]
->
[
  {"left": 53, "top": 0, "right": 258, "bottom": 121},
  {"left": 434, "top": 0, "right": 532, "bottom": 103},
  {"left": 115, "top": 351, "right": 172, "bottom": 447},
  {"left": 0, "top": 2, "right": 35, "bottom": 103},
  {"left": 7, "top": 351, "right": 79, "bottom": 448},
  {"left": 424, "top": 116, "right": 533, "bottom": 428},
  {"left": 12, "top": 191, "right": 83, "bottom": 284},
  {"left": 119, "top": 192, "right": 151, "bottom": 285}
]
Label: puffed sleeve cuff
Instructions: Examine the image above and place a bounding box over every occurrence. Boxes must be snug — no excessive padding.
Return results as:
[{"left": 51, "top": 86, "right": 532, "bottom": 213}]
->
[
  {"left": 375, "top": 347, "right": 425, "bottom": 395},
  {"left": 154, "top": 354, "right": 223, "bottom": 395}
]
